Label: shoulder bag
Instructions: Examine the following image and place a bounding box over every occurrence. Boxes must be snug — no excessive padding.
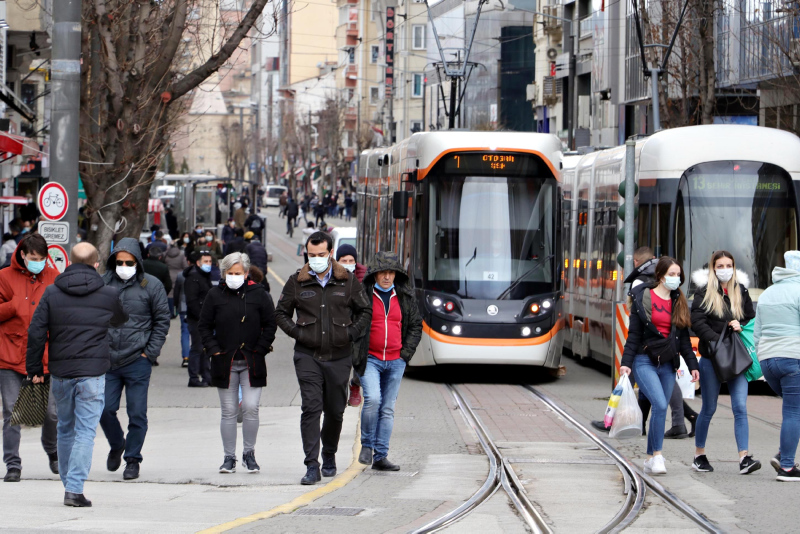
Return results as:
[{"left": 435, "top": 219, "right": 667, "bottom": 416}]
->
[
  {"left": 642, "top": 326, "right": 678, "bottom": 366},
  {"left": 709, "top": 325, "right": 752, "bottom": 382}
]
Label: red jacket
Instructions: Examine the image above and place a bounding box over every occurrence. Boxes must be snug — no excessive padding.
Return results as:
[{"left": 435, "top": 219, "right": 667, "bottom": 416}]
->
[
  {"left": 0, "top": 243, "right": 58, "bottom": 375},
  {"left": 367, "top": 289, "right": 403, "bottom": 361},
  {"left": 354, "top": 263, "right": 367, "bottom": 283}
]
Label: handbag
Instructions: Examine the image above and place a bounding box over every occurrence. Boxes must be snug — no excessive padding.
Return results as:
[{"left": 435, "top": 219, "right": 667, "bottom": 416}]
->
[
  {"left": 709, "top": 326, "right": 752, "bottom": 382},
  {"left": 738, "top": 320, "right": 763, "bottom": 382},
  {"left": 10, "top": 378, "right": 50, "bottom": 427}
]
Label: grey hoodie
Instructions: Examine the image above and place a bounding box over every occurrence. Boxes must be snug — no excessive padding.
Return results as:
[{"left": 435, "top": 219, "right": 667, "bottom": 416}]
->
[{"left": 753, "top": 266, "right": 800, "bottom": 361}]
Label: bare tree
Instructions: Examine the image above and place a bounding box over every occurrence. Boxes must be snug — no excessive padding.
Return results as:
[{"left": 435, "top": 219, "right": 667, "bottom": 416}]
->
[
  {"left": 220, "top": 119, "right": 249, "bottom": 190},
  {"left": 79, "top": 0, "right": 274, "bottom": 261},
  {"left": 317, "top": 97, "right": 347, "bottom": 194}
]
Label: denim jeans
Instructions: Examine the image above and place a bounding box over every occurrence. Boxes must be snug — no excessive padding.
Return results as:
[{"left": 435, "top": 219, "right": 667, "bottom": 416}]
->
[
  {"left": 695, "top": 356, "right": 749, "bottom": 452},
  {"left": 218, "top": 360, "right": 262, "bottom": 457},
  {"left": 359, "top": 356, "right": 406, "bottom": 461},
  {"left": 0, "top": 369, "right": 58, "bottom": 469},
  {"left": 51, "top": 375, "right": 105, "bottom": 494},
  {"left": 761, "top": 358, "right": 800, "bottom": 469},
  {"left": 180, "top": 313, "right": 190, "bottom": 360},
  {"left": 633, "top": 355, "right": 675, "bottom": 456},
  {"left": 100, "top": 356, "right": 152, "bottom": 463}
]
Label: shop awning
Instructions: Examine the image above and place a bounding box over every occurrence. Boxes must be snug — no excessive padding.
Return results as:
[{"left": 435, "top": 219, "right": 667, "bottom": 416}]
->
[
  {"left": 0, "top": 196, "right": 28, "bottom": 205},
  {"left": 0, "top": 133, "right": 39, "bottom": 158}
]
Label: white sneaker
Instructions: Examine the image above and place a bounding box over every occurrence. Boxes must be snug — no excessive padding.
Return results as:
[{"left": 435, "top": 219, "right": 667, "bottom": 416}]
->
[{"left": 644, "top": 455, "right": 667, "bottom": 475}]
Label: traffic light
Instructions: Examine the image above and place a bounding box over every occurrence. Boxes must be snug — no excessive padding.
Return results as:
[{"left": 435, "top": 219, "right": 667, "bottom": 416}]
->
[{"left": 616, "top": 180, "right": 639, "bottom": 266}]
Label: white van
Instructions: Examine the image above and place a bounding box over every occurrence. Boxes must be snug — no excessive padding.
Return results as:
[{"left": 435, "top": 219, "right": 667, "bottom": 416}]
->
[
  {"left": 265, "top": 185, "right": 287, "bottom": 207},
  {"left": 330, "top": 226, "right": 356, "bottom": 255}
]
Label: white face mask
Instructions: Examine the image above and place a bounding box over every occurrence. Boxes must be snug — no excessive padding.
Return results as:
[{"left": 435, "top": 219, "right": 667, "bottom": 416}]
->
[
  {"left": 225, "top": 274, "right": 245, "bottom": 290},
  {"left": 341, "top": 263, "right": 356, "bottom": 273},
  {"left": 308, "top": 255, "right": 330, "bottom": 274},
  {"left": 716, "top": 268, "right": 734, "bottom": 283},
  {"left": 116, "top": 265, "right": 137, "bottom": 280},
  {"left": 663, "top": 276, "right": 681, "bottom": 291}
]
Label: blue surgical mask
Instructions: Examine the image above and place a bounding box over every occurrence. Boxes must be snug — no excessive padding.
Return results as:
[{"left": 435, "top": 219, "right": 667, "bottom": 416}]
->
[
  {"left": 664, "top": 276, "right": 681, "bottom": 291},
  {"left": 375, "top": 283, "right": 395, "bottom": 293},
  {"left": 26, "top": 259, "right": 46, "bottom": 274},
  {"left": 200, "top": 264, "right": 212, "bottom": 273},
  {"left": 21, "top": 227, "right": 29, "bottom": 234},
  {"left": 308, "top": 255, "right": 329, "bottom": 274}
]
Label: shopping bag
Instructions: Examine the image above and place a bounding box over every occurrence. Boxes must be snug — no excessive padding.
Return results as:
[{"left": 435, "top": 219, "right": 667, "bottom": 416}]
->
[
  {"left": 609, "top": 374, "right": 643, "bottom": 439},
  {"left": 602, "top": 381, "right": 625, "bottom": 429},
  {"left": 10, "top": 379, "right": 49, "bottom": 427},
  {"left": 676, "top": 357, "right": 695, "bottom": 399},
  {"left": 738, "top": 320, "right": 763, "bottom": 381}
]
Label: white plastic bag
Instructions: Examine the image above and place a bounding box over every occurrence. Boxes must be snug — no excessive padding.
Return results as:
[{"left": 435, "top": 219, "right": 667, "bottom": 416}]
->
[
  {"left": 676, "top": 357, "right": 695, "bottom": 399},
  {"left": 609, "top": 374, "right": 643, "bottom": 439}
]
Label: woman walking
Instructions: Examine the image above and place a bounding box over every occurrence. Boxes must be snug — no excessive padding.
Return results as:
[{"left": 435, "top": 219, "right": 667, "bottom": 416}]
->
[
  {"left": 619, "top": 257, "right": 699, "bottom": 475},
  {"left": 690, "top": 251, "right": 760, "bottom": 474},
  {"left": 198, "top": 253, "right": 277, "bottom": 473}
]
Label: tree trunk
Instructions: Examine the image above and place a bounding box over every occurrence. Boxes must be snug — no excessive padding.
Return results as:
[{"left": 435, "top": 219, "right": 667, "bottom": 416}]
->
[{"left": 698, "top": 0, "right": 716, "bottom": 124}]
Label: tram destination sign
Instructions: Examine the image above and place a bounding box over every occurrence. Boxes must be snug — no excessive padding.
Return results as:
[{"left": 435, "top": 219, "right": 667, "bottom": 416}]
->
[
  {"left": 442, "top": 152, "right": 544, "bottom": 176},
  {"left": 689, "top": 174, "right": 785, "bottom": 195}
]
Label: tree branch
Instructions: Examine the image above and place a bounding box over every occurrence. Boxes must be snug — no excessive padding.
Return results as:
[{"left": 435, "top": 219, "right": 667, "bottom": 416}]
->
[{"left": 147, "top": 0, "right": 188, "bottom": 91}]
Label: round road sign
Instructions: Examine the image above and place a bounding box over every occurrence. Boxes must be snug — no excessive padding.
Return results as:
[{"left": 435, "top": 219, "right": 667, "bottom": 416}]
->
[
  {"left": 47, "top": 244, "right": 70, "bottom": 273},
  {"left": 38, "top": 182, "right": 69, "bottom": 221}
]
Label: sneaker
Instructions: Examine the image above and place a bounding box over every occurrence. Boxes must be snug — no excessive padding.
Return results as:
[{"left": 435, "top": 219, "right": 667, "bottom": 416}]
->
[
  {"left": 770, "top": 453, "right": 781, "bottom": 474},
  {"left": 242, "top": 451, "right": 260, "bottom": 473},
  {"left": 348, "top": 384, "right": 362, "bottom": 407},
  {"left": 590, "top": 420, "right": 610, "bottom": 433},
  {"left": 692, "top": 454, "right": 714, "bottom": 472},
  {"left": 301, "top": 465, "right": 321, "bottom": 485},
  {"left": 219, "top": 456, "right": 237, "bottom": 473},
  {"left": 644, "top": 455, "right": 667, "bottom": 475},
  {"left": 776, "top": 466, "right": 800, "bottom": 482},
  {"left": 739, "top": 455, "right": 761, "bottom": 475},
  {"left": 181, "top": 358, "right": 189, "bottom": 368},
  {"left": 123, "top": 461, "right": 140, "bottom": 480}
]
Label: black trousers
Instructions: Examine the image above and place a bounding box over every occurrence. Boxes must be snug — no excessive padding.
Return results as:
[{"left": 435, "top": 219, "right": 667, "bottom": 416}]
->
[
  {"left": 293, "top": 351, "right": 351, "bottom": 468},
  {"left": 187, "top": 319, "right": 211, "bottom": 384}
]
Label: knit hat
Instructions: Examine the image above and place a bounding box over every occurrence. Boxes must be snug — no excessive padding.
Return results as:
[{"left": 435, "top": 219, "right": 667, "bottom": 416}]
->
[
  {"left": 244, "top": 231, "right": 254, "bottom": 240},
  {"left": 336, "top": 244, "right": 357, "bottom": 262},
  {"left": 785, "top": 250, "right": 800, "bottom": 271}
]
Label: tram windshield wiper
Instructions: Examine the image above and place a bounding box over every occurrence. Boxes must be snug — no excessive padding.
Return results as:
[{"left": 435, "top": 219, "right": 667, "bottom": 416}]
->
[
  {"left": 495, "top": 255, "right": 554, "bottom": 301},
  {"left": 463, "top": 247, "right": 477, "bottom": 299}
]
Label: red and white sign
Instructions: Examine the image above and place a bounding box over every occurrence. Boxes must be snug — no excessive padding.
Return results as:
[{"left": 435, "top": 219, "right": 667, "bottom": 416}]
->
[
  {"left": 38, "top": 182, "right": 69, "bottom": 221},
  {"left": 47, "top": 244, "right": 70, "bottom": 273}
]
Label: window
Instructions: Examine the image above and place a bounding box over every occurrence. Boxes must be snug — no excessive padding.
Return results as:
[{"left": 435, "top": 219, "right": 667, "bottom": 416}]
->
[
  {"left": 412, "top": 25, "right": 425, "bottom": 50},
  {"left": 370, "top": 86, "right": 380, "bottom": 104},
  {"left": 410, "top": 121, "right": 422, "bottom": 133},
  {"left": 412, "top": 73, "right": 423, "bottom": 97},
  {"left": 348, "top": 48, "right": 355, "bottom": 64},
  {"left": 371, "top": 45, "right": 380, "bottom": 64}
]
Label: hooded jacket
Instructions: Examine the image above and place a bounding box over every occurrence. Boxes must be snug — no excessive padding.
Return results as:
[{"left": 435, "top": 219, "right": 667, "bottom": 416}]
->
[
  {"left": 621, "top": 283, "right": 699, "bottom": 372},
  {"left": 103, "top": 237, "right": 171, "bottom": 368},
  {"left": 275, "top": 258, "right": 372, "bottom": 361},
  {"left": 0, "top": 242, "right": 59, "bottom": 375},
  {"left": 184, "top": 263, "right": 212, "bottom": 321},
  {"left": 624, "top": 258, "right": 657, "bottom": 288},
  {"left": 690, "top": 268, "right": 755, "bottom": 359},
  {"left": 164, "top": 244, "right": 188, "bottom": 297},
  {"left": 27, "top": 263, "right": 128, "bottom": 378},
  {"left": 352, "top": 252, "right": 423, "bottom": 376},
  {"left": 754, "top": 267, "right": 800, "bottom": 361}
]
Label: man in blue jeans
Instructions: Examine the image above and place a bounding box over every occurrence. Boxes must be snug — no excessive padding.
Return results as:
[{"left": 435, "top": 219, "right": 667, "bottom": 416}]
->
[
  {"left": 26, "top": 243, "right": 128, "bottom": 507},
  {"left": 100, "top": 238, "right": 170, "bottom": 481},
  {"left": 352, "top": 252, "right": 422, "bottom": 470}
]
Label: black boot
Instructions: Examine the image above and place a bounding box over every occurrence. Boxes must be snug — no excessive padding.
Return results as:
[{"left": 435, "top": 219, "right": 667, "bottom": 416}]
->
[
  {"left": 664, "top": 425, "right": 689, "bottom": 439},
  {"left": 123, "top": 461, "right": 140, "bottom": 480},
  {"left": 301, "top": 466, "right": 321, "bottom": 485},
  {"left": 48, "top": 452, "right": 59, "bottom": 474},
  {"left": 107, "top": 442, "right": 125, "bottom": 472},
  {"left": 64, "top": 492, "right": 92, "bottom": 507},
  {"left": 684, "top": 402, "right": 698, "bottom": 437}
]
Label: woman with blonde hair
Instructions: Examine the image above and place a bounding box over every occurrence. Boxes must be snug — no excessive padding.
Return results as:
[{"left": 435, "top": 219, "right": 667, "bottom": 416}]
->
[{"left": 690, "top": 250, "right": 759, "bottom": 474}]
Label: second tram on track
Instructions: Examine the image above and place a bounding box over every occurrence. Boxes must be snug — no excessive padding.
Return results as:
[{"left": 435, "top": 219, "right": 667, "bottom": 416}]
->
[
  {"left": 562, "top": 125, "right": 800, "bottom": 366},
  {"left": 356, "top": 131, "right": 565, "bottom": 368}
]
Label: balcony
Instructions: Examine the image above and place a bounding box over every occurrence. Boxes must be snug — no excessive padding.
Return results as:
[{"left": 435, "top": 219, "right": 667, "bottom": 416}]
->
[
  {"left": 542, "top": 5, "right": 562, "bottom": 36},
  {"left": 579, "top": 16, "right": 593, "bottom": 40},
  {"left": 344, "top": 107, "right": 358, "bottom": 122}
]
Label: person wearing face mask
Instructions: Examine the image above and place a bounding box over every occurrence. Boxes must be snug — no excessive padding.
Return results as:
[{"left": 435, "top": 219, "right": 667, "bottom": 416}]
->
[
  {"left": 184, "top": 251, "right": 214, "bottom": 387},
  {"left": 198, "top": 253, "right": 277, "bottom": 474},
  {"left": 690, "top": 250, "right": 759, "bottom": 475},
  {"left": 0, "top": 234, "right": 59, "bottom": 482},
  {"left": 275, "top": 232, "right": 372, "bottom": 485},
  {"left": 204, "top": 231, "right": 224, "bottom": 262},
  {"left": 222, "top": 219, "right": 236, "bottom": 247},
  {"left": 100, "top": 238, "right": 170, "bottom": 482},
  {"left": 619, "top": 257, "right": 699, "bottom": 476},
  {"left": 336, "top": 244, "right": 367, "bottom": 407}
]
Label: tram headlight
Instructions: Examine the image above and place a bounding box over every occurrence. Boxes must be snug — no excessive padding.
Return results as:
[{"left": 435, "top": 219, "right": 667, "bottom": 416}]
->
[
  {"left": 444, "top": 301, "right": 455, "bottom": 312},
  {"left": 432, "top": 297, "right": 443, "bottom": 308},
  {"left": 521, "top": 327, "right": 531, "bottom": 337},
  {"left": 452, "top": 325, "right": 462, "bottom": 335},
  {"left": 542, "top": 299, "right": 553, "bottom": 310},
  {"left": 530, "top": 303, "right": 541, "bottom": 314}
]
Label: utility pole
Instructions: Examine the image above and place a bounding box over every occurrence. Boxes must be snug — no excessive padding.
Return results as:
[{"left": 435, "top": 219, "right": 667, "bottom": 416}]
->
[
  {"left": 568, "top": 18, "right": 576, "bottom": 149},
  {"left": 253, "top": 101, "right": 260, "bottom": 209},
  {"left": 267, "top": 73, "right": 273, "bottom": 184},
  {"left": 50, "top": 0, "right": 81, "bottom": 252},
  {"left": 239, "top": 105, "right": 244, "bottom": 197}
]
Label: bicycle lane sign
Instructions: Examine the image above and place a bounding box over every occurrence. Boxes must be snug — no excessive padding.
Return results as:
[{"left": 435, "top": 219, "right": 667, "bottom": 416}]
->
[{"left": 38, "top": 182, "right": 69, "bottom": 221}]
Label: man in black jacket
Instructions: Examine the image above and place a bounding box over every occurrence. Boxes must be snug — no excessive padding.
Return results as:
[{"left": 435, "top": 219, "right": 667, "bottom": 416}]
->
[
  {"left": 100, "top": 238, "right": 170, "bottom": 481},
  {"left": 142, "top": 246, "right": 173, "bottom": 296},
  {"left": 184, "top": 250, "right": 213, "bottom": 387},
  {"left": 275, "top": 231, "right": 372, "bottom": 485},
  {"left": 245, "top": 232, "right": 268, "bottom": 275},
  {"left": 27, "top": 243, "right": 128, "bottom": 507},
  {"left": 244, "top": 212, "right": 265, "bottom": 242}
]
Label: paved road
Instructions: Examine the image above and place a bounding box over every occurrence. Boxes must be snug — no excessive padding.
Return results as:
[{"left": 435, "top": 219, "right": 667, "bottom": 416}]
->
[{"left": 3, "top": 207, "right": 796, "bottom": 532}]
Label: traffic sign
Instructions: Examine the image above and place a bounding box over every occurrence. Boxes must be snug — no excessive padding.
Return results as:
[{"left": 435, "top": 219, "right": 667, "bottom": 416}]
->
[
  {"left": 38, "top": 221, "right": 70, "bottom": 244},
  {"left": 47, "top": 244, "right": 70, "bottom": 273},
  {"left": 38, "top": 182, "right": 69, "bottom": 221}
]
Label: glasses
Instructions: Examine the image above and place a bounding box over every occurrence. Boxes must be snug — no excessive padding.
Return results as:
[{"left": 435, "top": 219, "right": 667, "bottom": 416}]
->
[{"left": 116, "top": 260, "right": 136, "bottom": 267}]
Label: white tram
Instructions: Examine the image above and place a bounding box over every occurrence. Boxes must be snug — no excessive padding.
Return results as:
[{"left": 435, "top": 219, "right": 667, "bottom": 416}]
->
[
  {"left": 357, "top": 131, "right": 565, "bottom": 367},
  {"left": 562, "top": 125, "right": 800, "bottom": 365}
]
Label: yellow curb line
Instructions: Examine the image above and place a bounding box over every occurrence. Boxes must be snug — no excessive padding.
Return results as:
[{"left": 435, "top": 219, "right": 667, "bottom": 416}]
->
[
  {"left": 197, "top": 415, "right": 365, "bottom": 533},
  {"left": 267, "top": 267, "right": 286, "bottom": 287}
]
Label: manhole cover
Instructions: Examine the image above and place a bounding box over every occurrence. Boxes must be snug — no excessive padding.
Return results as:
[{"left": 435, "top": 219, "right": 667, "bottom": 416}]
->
[
  {"left": 294, "top": 507, "right": 364, "bottom": 516},
  {"left": 368, "top": 470, "right": 418, "bottom": 477}
]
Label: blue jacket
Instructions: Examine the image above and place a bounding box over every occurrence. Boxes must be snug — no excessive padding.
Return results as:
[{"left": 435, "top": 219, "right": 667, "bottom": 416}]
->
[{"left": 754, "top": 267, "right": 800, "bottom": 361}]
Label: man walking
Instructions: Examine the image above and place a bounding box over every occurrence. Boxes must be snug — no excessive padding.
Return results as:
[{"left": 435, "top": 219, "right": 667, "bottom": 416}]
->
[
  {"left": 184, "top": 250, "right": 213, "bottom": 387},
  {"left": 353, "top": 252, "right": 422, "bottom": 470},
  {"left": 27, "top": 243, "right": 128, "bottom": 507},
  {"left": 275, "top": 231, "right": 372, "bottom": 485},
  {"left": 100, "top": 238, "right": 170, "bottom": 481}
]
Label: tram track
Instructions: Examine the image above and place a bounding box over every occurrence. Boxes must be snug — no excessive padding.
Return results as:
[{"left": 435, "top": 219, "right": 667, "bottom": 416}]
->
[{"left": 412, "top": 383, "right": 724, "bottom": 534}]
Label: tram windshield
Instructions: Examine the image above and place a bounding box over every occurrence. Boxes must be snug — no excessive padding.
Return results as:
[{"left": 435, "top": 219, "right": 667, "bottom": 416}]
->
[
  {"left": 428, "top": 172, "right": 557, "bottom": 300},
  {"left": 676, "top": 161, "right": 798, "bottom": 300}
]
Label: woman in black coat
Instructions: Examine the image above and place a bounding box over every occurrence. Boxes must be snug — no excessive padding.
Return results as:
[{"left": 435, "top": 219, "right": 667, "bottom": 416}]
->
[
  {"left": 689, "top": 250, "right": 759, "bottom": 475},
  {"left": 198, "top": 252, "right": 277, "bottom": 474}
]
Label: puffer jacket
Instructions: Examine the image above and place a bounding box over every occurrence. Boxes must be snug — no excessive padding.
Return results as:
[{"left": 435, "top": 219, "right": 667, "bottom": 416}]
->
[
  {"left": 352, "top": 252, "right": 423, "bottom": 376},
  {"left": 690, "top": 268, "right": 755, "bottom": 359},
  {"left": 246, "top": 239, "right": 268, "bottom": 274},
  {"left": 275, "top": 258, "right": 372, "bottom": 361},
  {"left": 621, "top": 283, "right": 699, "bottom": 372},
  {"left": 754, "top": 267, "right": 800, "bottom": 361},
  {"left": 103, "top": 237, "right": 171, "bottom": 368},
  {"left": 0, "top": 242, "right": 58, "bottom": 375},
  {"left": 164, "top": 245, "right": 187, "bottom": 297}
]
